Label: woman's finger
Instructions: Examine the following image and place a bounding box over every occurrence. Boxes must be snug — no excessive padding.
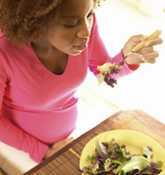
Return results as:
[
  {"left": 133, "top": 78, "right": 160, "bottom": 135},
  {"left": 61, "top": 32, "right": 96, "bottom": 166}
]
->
[
  {"left": 129, "top": 34, "right": 145, "bottom": 43},
  {"left": 128, "top": 35, "right": 145, "bottom": 49},
  {"left": 139, "top": 47, "right": 153, "bottom": 55},
  {"left": 44, "top": 148, "right": 55, "bottom": 159},
  {"left": 125, "top": 53, "right": 145, "bottom": 64},
  {"left": 123, "top": 35, "right": 145, "bottom": 55},
  {"left": 143, "top": 51, "right": 159, "bottom": 63}
]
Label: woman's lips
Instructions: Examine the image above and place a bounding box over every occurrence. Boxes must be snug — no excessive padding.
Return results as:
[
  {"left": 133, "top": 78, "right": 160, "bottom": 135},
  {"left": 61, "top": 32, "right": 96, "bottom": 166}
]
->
[{"left": 72, "top": 43, "right": 87, "bottom": 51}]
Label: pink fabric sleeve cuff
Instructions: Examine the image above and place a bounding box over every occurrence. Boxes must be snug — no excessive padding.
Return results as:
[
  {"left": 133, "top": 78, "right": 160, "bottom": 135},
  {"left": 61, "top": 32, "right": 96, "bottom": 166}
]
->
[{"left": 111, "top": 51, "right": 124, "bottom": 64}]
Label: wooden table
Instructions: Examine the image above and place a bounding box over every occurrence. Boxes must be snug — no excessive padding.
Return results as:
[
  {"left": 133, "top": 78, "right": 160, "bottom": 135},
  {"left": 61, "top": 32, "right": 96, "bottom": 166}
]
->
[{"left": 24, "top": 110, "right": 165, "bottom": 175}]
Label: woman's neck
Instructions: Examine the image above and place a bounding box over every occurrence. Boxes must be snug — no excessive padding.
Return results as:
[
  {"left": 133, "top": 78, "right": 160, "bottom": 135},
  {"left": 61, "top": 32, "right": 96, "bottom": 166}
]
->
[
  {"left": 31, "top": 39, "right": 66, "bottom": 60},
  {"left": 31, "top": 39, "right": 68, "bottom": 74}
]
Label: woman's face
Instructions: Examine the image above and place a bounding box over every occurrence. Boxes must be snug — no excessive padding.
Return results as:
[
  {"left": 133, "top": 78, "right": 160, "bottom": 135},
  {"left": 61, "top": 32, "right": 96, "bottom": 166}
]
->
[{"left": 47, "top": 0, "right": 95, "bottom": 56}]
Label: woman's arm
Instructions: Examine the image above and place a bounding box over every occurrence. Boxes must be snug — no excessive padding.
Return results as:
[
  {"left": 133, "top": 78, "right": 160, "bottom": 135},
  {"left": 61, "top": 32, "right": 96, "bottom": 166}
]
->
[
  {"left": 0, "top": 53, "right": 49, "bottom": 163},
  {"left": 88, "top": 15, "right": 138, "bottom": 79}
]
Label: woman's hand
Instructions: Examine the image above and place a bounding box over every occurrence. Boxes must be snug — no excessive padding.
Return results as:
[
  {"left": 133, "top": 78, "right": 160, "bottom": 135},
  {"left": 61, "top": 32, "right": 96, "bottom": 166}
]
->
[
  {"left": 122, "top": 32, "right": 163, "bottom": 65},
  {"left": 44, "top": 137, "right": 73, "bottom": 160}
]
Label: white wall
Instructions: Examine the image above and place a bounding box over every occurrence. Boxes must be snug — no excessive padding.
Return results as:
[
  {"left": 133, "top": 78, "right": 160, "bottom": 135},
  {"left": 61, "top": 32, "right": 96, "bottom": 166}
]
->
[{"left": 76, "top": 0, "right": 165, "bottom": 131}]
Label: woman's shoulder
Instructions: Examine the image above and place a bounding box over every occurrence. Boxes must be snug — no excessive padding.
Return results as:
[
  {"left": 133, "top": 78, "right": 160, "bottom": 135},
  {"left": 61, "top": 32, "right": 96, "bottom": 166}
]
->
[
  {"left": 0, "top": 33, "right": 9, "bottom": 74},
  {"left": 0, "top": 34, "right": 14, "bottom": 66},
  {"left": 0, "top": 32, "right": 17, "bottom": 52},
  {"left": 0, "top": 34, "right": 11, "bottom": 74},
  {"left": 0, "top": 31, "right": 4, "bottom": 37},
  {"left": 0, "top": 33, "right": 9, "bottom": 59},
  {"left": 0, "top": 33, "right": 27, "bottom": 72},
  {"left": 0, "top": 33, "right": 30, "bottom": 62},
  {"left": 0, "top": 32, "right": 7, "bottom": 47}
]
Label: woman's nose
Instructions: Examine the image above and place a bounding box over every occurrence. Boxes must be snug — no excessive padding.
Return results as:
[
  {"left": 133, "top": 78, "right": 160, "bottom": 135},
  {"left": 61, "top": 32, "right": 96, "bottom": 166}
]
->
[{"left": 76, "top": 21, "right": 91, "bottom": 39}]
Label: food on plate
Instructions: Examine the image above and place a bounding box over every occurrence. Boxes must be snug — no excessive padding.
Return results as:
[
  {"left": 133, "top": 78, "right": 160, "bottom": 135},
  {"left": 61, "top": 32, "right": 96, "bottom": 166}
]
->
[{"left": 80, "top": 130, "right": 165, "bottom": 175}]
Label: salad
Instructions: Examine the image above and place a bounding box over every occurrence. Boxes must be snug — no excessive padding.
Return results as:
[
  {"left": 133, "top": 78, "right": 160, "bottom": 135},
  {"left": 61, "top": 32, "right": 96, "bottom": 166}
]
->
[{"left": 81, "top": 139, "right": 162, "bottom": 175}]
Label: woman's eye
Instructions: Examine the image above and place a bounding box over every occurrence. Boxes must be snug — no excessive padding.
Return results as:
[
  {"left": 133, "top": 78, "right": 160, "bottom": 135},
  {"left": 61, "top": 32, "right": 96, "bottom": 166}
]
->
[
  {"left": 63, "top": 20, "right": 79, "bottom": 28},
  {"left": 62, "top": 12, "right": 94, "bottom": 28}
]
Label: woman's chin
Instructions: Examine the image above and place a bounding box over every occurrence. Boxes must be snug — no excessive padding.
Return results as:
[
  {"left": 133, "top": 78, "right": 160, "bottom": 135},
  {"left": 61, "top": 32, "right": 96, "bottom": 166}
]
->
[
  {"left": 69, "top": 48, "right": 86, "bottom": 56},
  {"left": 69, "top": 50, "right": 83, "bottom": 56}
]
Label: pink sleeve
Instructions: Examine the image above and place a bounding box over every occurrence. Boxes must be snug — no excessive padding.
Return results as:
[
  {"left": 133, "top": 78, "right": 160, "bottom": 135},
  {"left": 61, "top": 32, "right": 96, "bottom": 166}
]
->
[
  {"left": 0, "top": 51, "right": 49, "bottom": 163},
  {"left": 88, "top": 15, "right": 133, "bottom": 79}
]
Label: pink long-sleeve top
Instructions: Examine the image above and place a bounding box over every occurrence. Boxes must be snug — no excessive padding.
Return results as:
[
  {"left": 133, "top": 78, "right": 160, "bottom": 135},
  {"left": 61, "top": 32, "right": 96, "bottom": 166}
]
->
[{"left": 0, "top": 15, "right": 133, "bottom": 163}]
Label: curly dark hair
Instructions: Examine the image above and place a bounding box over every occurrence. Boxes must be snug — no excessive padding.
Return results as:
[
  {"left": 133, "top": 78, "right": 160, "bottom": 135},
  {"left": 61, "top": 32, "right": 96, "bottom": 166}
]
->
[{"left": 0, "top": 0, "right": 105, "bottom": 44}]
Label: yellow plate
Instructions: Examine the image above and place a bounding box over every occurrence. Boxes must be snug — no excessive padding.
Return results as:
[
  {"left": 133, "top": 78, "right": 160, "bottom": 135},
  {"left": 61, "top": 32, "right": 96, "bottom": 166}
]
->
[{"left": 79, "top": 129, "right": 165, "bottom": 175}]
